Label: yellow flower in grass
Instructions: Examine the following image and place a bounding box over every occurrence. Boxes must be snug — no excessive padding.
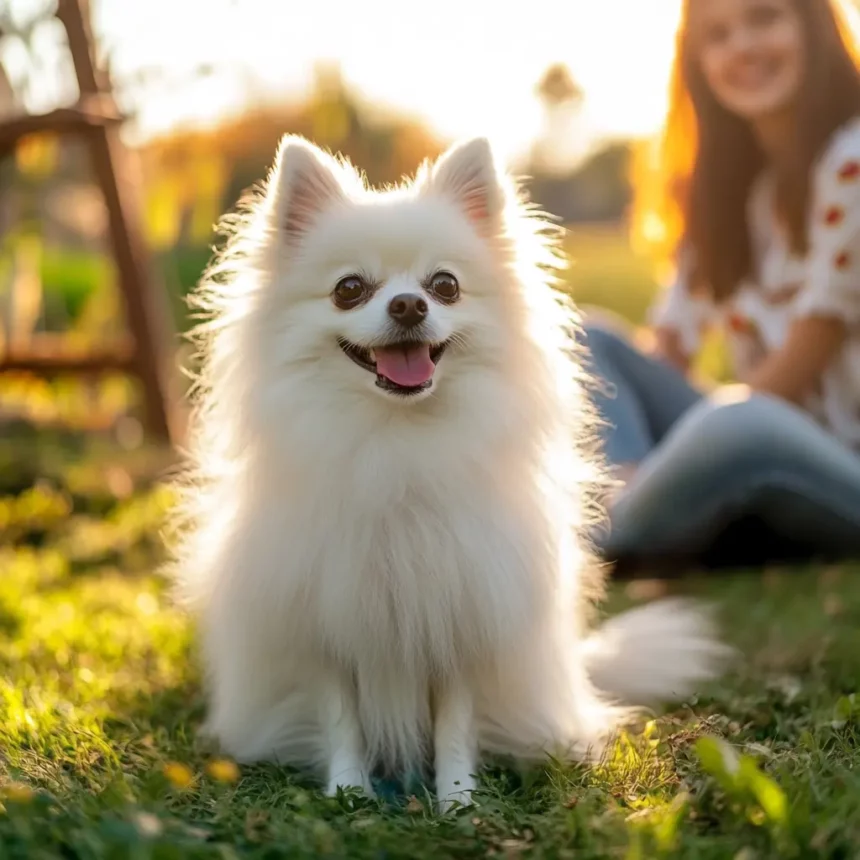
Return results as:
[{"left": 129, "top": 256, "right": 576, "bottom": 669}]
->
[
  {"left": 3, "top": 783, "right": 34, "bottom": 803},
  {"left": 207, "top": 759, "right": 240, "bottom": 784},
  {"left": 162, "top": 762, "right": 194, "bottom": 790}
]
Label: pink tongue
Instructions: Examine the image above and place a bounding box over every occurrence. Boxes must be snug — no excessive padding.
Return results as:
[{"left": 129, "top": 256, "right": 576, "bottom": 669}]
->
[{"left": 373, "top": 344, "right": 435, "bottom": 387}]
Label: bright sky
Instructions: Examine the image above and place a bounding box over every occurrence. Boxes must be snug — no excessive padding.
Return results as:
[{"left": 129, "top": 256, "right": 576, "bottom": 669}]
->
[{"left": 3, "top": 0, "right": 684, "bottom": 166}]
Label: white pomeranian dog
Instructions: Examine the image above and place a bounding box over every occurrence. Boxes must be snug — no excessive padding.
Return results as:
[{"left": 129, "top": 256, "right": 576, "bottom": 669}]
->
[{"left": 169, "top": 135, "right": 729, "bottom": 810}]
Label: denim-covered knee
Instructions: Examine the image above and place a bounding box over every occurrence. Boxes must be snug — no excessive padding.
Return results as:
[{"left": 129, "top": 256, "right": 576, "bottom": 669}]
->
[{"left": 674, "top": 388, "right": 784, "bottom": 461}]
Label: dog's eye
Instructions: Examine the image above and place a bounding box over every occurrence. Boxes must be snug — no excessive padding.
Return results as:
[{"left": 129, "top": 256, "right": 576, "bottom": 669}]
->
[
  {"left": 332, "top": 276, "right": 368, "bottom": 310},
  {"left": 428, "top": 272, "right": 460, "bottom": 304}
]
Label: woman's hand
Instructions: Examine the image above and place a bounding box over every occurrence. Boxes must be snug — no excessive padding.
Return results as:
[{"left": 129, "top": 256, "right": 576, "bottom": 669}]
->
[{"left": 747, "top": 316, "right": 847, "bottom": 404}]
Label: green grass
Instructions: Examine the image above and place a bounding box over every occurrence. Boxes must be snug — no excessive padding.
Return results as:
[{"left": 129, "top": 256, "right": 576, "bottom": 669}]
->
[{"left": 1, "top": 431, "right": 860, "bottom": 859}]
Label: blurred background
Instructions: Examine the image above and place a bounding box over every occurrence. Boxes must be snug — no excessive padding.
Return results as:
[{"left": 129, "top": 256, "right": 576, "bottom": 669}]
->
[
  {"left": 0, "top": 0, "right": 722, "bottom": 495},
  {"left": 0, "top": 0, "right": 692, "bottom": 436}
]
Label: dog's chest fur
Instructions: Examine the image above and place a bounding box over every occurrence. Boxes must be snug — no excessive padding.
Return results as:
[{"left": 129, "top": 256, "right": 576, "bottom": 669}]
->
[{"left": 291, "top": 439, "right": 552, "bottom": 677}]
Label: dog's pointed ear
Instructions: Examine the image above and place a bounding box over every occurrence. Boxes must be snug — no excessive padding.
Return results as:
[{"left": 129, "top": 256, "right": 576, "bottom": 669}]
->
[
  {"left": 423, "top": 137, "right": 505, "bottom": 230},
  {"left": 269, "top": 136, "right": 347, "bottom": 244}
]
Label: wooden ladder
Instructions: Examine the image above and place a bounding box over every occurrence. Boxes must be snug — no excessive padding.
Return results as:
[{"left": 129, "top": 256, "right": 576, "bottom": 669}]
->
[{"left": 0, "top": 0, "right": 182, "bottom": 444}]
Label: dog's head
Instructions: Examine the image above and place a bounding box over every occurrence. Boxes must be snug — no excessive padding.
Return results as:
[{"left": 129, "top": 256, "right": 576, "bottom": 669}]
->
[{"left": 243, "top": 135, "right": 546, "bottom": 407}]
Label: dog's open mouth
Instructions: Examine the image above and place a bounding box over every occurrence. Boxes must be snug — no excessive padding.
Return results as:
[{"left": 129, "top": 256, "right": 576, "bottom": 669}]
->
[{"left": 338, "top": 338, "right": 448, "bottom": 395}]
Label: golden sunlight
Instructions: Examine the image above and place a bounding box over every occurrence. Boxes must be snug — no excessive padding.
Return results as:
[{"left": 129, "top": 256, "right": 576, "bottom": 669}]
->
[{"left": 88, "top": 0, "right": 684, "bottom": 164}]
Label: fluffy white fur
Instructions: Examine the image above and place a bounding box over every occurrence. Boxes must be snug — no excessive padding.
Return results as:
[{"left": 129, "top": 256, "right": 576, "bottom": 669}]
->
[{"left": 168, "top": 135, "right": 730, "bottom": 810}]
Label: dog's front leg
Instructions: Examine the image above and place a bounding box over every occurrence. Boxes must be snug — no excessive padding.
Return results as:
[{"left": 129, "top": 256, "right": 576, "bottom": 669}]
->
[
  {"left": 434, "top": 676, "right": 478, "bottom": 812},
  {"left": 321, "top": 675, "right": 373, "bottom": 797}
]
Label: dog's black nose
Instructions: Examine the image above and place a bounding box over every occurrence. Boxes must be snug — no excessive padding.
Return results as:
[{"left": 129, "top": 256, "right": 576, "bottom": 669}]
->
[{"left": 388, "top": 293, "right": 428, "bottom": 328}]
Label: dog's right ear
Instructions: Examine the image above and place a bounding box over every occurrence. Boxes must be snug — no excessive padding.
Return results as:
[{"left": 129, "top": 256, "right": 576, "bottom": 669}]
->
[
  {"left": 269, "top": 136, "right": 347, "bottom": 245},
  {"left": 421, "top": 137, "right": 505, "bottom": 234}
]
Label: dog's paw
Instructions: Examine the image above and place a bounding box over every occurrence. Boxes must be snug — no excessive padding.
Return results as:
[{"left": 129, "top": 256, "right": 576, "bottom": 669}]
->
[
  {"left": 436, "top": 772, "right": 477, "bottom": 814},
  {"left": 325, "top": 767, "right": 374, "bottom": 799}
]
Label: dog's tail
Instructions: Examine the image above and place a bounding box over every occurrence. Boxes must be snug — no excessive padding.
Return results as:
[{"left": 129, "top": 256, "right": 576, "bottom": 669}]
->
[{"left": 582, "top": 598, "right": 734, "bottom": 706}]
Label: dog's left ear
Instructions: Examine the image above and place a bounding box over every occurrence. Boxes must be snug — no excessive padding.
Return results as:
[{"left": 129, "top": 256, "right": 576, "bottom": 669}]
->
[{"left": 423, "top": 138, "right": 505, "bottom": 232}]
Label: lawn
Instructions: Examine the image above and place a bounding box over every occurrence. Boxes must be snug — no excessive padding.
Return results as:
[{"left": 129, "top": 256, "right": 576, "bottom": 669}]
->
[{"left": 1, "top": 227, "right": 858, "bottom": 858}]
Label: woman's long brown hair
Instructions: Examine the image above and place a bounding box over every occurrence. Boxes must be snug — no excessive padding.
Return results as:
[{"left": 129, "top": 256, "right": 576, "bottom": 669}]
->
[{"left": 632, "top": 0, "right": 860, "bottom": 301}]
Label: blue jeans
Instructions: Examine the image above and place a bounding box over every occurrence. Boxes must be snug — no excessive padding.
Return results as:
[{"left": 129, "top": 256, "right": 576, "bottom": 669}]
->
[{"left": 583, "top": 323, "right": 860, "bottom": 561}]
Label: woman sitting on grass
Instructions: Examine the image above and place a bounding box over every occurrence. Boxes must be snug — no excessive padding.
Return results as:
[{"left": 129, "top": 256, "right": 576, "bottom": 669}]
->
[{"left": 586, "top": 0, "right": 860, "bottom": 568}]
